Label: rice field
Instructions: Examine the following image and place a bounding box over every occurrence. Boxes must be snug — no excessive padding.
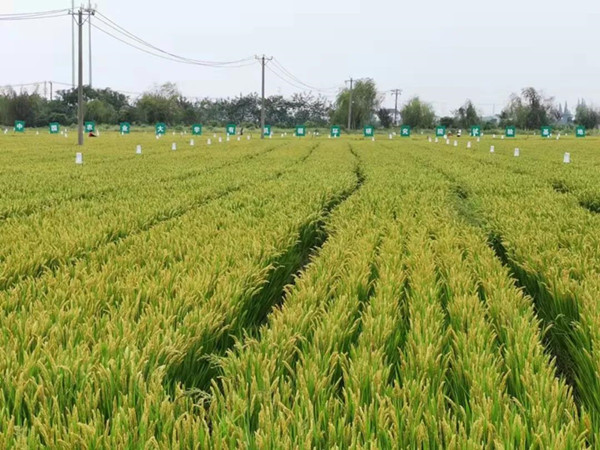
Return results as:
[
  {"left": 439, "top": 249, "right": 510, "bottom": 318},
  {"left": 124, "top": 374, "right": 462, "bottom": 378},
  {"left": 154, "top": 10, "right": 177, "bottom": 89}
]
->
[{"left": 1, "top": 130, "right": 600, "bottom": 447}]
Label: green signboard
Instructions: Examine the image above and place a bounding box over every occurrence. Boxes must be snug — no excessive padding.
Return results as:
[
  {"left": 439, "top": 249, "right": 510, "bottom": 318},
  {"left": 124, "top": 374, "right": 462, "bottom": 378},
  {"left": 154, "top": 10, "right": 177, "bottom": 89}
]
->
[
  {"left": 470, "top": 126, "right": 481, "bottom": 137},
  {"left": 576, "top": 126, "right": 586, "bottom": 138},
  {"left": 363, "top": 125, "right": 374, "bottom": 137},
  {"left": 49, "top": 122, "right": 60, "bottom": 134},
  {"left": 14, "top": 121, "right": 25, "bottom": 133},
  {"left": 120, "top": 122, "right": 131, "bottom": 134},
  {"left": 155, "top": 123, "right": 166, "bottom": 135},
  {"left": 400, "top": 125, "right": 411, "bottom": 137},
  {"left": 435, "top": 126, "right": 446, "bottom": 137},
  {"left": 192, "top": 124, "right": 202, "bottom": 136},
  {"left": 85, "top": 121, "right": 96, "bottom": 133},
  {"left": 330, "top": 126, "right": 341, "bottom": 137},
  {"left": 226, "top": 124, "right": 236, "bottom": 135},
  {"left": 541, "top": 126, "right": 552, "bottom": 138},
  {"left": 295, "top": 125, "right": 306, "bottom": 137},
  {"left": 263, "top": 125, "right": 271, "bottom": 137},
  {"left": 505, "top": 126, "right": 516, "bottom": 138}
]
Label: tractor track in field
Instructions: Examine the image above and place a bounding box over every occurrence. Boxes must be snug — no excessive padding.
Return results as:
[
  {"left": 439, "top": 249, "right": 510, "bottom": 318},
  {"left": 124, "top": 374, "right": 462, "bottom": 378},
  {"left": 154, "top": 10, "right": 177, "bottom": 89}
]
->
[{"left": 0, "top": 143, "right": 309, "bottom": 295}]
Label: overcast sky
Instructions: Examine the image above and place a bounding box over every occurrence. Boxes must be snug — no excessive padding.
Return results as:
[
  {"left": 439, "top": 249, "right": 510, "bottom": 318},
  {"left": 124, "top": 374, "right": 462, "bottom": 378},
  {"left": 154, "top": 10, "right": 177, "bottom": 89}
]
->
[{"left": 1, "top": 0, "right": 599, "bottom": 116}]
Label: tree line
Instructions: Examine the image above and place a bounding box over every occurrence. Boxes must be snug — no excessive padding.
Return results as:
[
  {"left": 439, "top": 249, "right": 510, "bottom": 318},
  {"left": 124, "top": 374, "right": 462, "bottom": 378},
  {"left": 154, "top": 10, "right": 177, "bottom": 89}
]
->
[{"left": 1, "top": 80, "right": 599, "bottom": 130}]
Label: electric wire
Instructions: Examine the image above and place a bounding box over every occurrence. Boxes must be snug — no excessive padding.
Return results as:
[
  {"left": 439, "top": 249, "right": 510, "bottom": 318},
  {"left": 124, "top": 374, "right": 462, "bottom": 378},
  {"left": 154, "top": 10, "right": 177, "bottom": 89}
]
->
[
  {"left": 0, "top": 9, "right": 69, "bottom": 21},
  {"left": 93, "top": 11, "right": 255, "bottom": 67}
]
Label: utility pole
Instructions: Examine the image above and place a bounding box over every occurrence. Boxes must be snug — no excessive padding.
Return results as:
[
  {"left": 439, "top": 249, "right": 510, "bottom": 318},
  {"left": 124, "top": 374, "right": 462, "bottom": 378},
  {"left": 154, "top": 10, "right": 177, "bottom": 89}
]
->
[
  {"left": 71, "top": 0, "right": 75, "bottom": 88},
  {"left": 49, "top": 81, "right": 53, "bottom": 101},
  {"left": 256, "top": 54, "right": 272, "bottom": 139},
  {"left": 346, "top": 77, "right": 353, "bottom": 130},
  {"left": 88, "top": 0, "right": 92, "bottom": 88},
  {"left": 391, "top": 89, "right": 402, "bottom": 126},
  {"left": 72, "top": 6, "right": 94, "bottom": 146},
  {"left": 77, "top": 8, "right": 84, "bottom": 146}
]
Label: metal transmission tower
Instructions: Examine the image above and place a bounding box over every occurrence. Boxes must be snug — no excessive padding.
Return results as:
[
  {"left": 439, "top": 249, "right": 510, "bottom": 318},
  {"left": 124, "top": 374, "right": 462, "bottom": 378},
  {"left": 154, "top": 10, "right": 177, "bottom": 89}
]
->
[
  {"left": 256, "top": 55, "right": 273, "bottom": 139},
  {"left": 345, "top": 78, "right": 353, "bottom": 130},
  {"left": 391, "top": 89, "right": 402, "bottom": 126}
]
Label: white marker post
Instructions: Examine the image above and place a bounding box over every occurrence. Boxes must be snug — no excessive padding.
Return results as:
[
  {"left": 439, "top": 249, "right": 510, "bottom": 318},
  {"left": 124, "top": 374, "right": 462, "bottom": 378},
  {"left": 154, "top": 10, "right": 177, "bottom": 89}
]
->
[
  {"left": 467, "top": 141, "right": 471, "bottom": 149},
  {"left": 435, "top": 138, "right": 439, "bottom": 143},
  {"left": 490, "top": 145, "right": 495, "bottom": 153},
  {"left": 190, "top": 139, "right": 195, "bottom": 146},
  {"left": 563, "top": 152, "right": 571, "bottom": 164},
  {"left": 207, "top": 138, "right": 212, "bottom": 145},
  {"left": 454, "top": 140, "right": 458, "bottom": 147},
  {"left": 514, "top": 148, "right": 520, "bottom": 157},
  {"left": 218, "top": 137, "right": 222, "bottom": 143},
  {"left": 75, "top": 152, "right": 83, "bottom": 165},
  {"left": 136, "top": 145, "right": 142, "bottom": 154},
  {"left": 172, "top": 142, "right": 177, "bottom": 151}
]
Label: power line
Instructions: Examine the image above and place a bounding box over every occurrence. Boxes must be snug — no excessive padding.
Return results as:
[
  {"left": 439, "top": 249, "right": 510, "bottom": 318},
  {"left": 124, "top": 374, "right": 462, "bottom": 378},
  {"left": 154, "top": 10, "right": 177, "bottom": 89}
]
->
[
  {"left": 0, "top": 9, "right": 69, "bottom": 21},
  {"left": 271, "top": 58, "right": 339, "bottom": 93},
  {"left": 93, "top": 11, "right": 255, "bottom": 68},
  {"left": 91, "top": 21, "right": 256, "bottom": 69}
]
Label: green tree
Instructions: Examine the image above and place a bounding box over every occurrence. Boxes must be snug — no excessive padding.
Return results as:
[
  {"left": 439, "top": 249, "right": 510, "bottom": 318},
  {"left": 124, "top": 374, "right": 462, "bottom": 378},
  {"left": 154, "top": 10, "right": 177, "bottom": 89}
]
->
[
  {"left": 453, "top": 100, "right": 481, "bottom": 128},
  {"left": 376, "top": 108, "right": 393, "bottom": 128},
  {"left": 439, "top": 116, "right": 455, "bottom": 128},
  {"left": 400, "top": 97, "right": 436, "bottom": 129},
  {"left": 500, "top": 88, "right": 553, "bottom": 129},
  {"left": 575, "top": 100, "right": 599, "bottom": 130},
  {"left": 332, "top": 79, "right": 381, "bottom": 130},
  {"left": 86, "top": 99, "right": 117, "bottom": 124},
  {"left": 135, "top": 83, "right": 181, "bottom": 125}
]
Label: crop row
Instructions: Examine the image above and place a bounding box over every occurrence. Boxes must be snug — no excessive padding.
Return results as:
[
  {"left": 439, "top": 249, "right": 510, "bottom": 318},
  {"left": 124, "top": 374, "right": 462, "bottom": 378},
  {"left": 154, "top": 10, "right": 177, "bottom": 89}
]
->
[
  {"left": 0, "top": 140, "right": 357, "bottom": 447},
  {"left": 200, "top": 142, "right": 585, "bottom": 447}
]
